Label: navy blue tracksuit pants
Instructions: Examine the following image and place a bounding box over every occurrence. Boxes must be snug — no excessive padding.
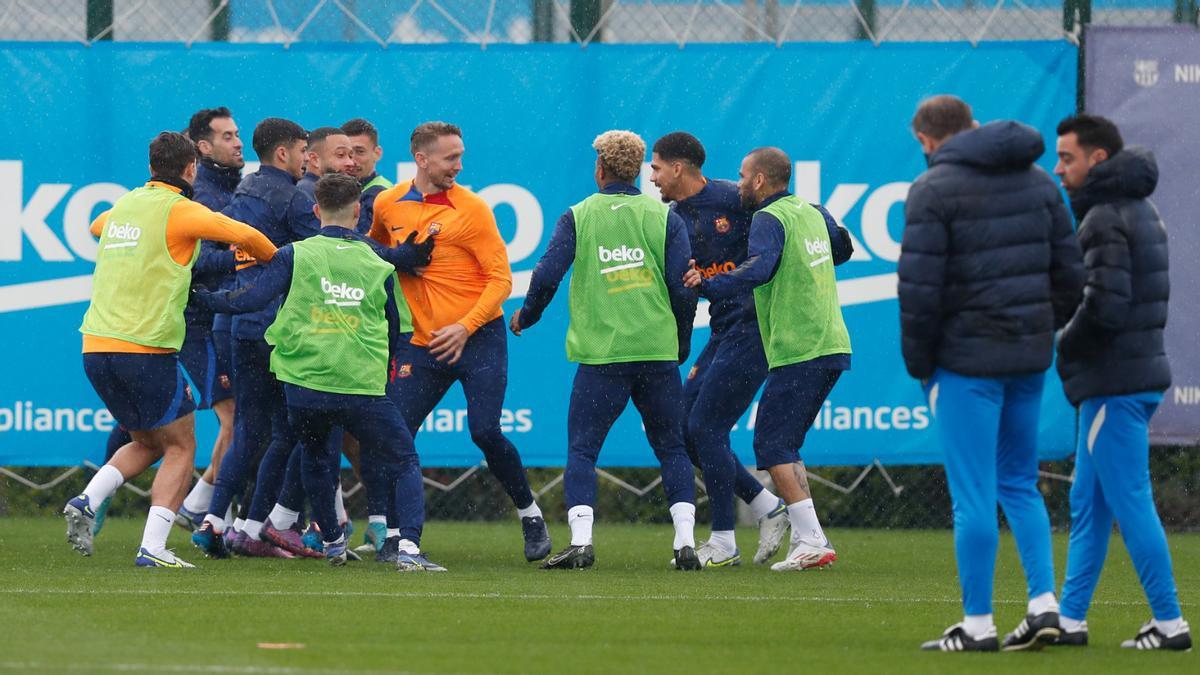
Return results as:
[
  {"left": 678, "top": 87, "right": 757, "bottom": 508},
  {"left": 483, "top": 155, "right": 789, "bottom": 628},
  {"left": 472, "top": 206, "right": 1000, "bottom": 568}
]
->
[
  {"left": 683, "top": 328, "right": 769, "bottom": 531},
  {"left": 387, "top": 318, "right": 534, "bottom": 511},
  {"left": 564, "top": 361, "right": 695, "bottom": 510}
]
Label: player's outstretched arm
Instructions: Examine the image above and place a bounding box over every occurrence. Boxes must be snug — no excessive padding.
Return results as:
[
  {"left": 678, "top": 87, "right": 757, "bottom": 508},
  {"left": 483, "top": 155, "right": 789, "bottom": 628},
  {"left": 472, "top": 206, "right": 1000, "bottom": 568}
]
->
[
  {"left": 194, "top": 246, "right": 294, "bottom": 314},
  {"left": 513, "top": 209, "right": 577, "bottom": 335},
  {"left": 699, "top": 211, "right": 784, "bottom": 300}
]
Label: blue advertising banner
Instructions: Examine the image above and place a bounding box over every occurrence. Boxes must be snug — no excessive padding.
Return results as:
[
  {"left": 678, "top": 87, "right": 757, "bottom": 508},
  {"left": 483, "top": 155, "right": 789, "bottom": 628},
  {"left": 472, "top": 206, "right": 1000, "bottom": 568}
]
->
[
  {"left": 1086, "top": 27, "right": 1200, "bottom": 445},
  {"left": 0, "top": 41, "right": 1077, "bottom": 467}
]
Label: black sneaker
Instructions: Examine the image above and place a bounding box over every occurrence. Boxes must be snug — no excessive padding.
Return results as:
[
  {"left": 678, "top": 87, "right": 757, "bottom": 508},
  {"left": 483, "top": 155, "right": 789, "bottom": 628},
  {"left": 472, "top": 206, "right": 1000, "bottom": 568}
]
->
[
  {"left": 674, "top": 546, "right": 702, "bottom": 571},
  {"left": 541, "top": 544, "right": 594, "bottom": 570},
  {"left": 1053, "top": 622, "right": 1088, "bottom": 647},
  {"left": 1121, "top": 619, "right": 1192, "bottom": 651},
  {"left": 920, "top": 623, "right": 999, "bottom": 652},
  {"left": 375, "top": 536, "right": 400, "bottom": 563},
  {"left": 1002, "top": 611, "right": 1061, "bottom": 651},
  {"left": 521, "top": 516, "right": 552, "bottom": 562}
]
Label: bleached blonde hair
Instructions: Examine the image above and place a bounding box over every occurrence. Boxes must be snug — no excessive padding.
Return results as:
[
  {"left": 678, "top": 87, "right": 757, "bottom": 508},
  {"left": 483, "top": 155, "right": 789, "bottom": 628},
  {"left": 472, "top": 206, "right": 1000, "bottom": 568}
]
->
[{"left": 592, "top": 130, "right": 645, "bottom": 183}]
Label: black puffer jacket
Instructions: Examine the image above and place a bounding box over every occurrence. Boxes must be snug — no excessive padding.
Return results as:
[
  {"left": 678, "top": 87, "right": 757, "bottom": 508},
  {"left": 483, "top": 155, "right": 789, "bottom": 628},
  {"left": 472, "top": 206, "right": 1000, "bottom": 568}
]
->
[
  {"left": 899, "top": 121, "right": 1084, "bottom": 380},
  {"left": 1057, "top": 147, "right": 1170, "bottom": 406}
]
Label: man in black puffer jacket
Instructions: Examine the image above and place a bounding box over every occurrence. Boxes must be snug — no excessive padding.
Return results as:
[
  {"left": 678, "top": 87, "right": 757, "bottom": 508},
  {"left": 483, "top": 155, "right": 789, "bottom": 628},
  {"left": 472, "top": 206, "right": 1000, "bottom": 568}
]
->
[
  {"left": 900, "top": 96, "right": 1084, "bottom": 653},
  {"left": 1052, "top": 114, "right": 1189, "bottom": 652}
]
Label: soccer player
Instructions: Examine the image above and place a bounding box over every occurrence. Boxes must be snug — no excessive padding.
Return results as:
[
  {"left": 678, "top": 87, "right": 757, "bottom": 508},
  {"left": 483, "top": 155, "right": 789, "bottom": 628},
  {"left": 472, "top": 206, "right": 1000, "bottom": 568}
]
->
[
  {"left": 297, "top": 127, "right": 356, "bottom": 200},
  {"left": 1052, "top": 115, "right": 1190, "bottom": 651},
  {"left": 173, "top": 106, "right": 246, "bottom": 530},
  {"left": 898, "top": 96, "right": 1083, "bottom": 652},
  {"left": 512, "top": 130, "right": 699, "bottom": 570},
  {"left": 342, "top": 118, "right": 393, "bottom": 235},
  {"left": 369, "top": 121, "right": 551, "bottom": 563},
  {"left": 192, "top": 118, "right": 321, "bottom": 558},
  {"left": 64, "top": 131, "right": 276, "bottom": 567},
  {"left": 196, "top": 173, "right": 435, "bottom": 569},
  {"left": 683, "top": 147, "right": 850, "bottom": 574},
  {"left": 650, "top": 131, "right": 852, "bottom": 567}
]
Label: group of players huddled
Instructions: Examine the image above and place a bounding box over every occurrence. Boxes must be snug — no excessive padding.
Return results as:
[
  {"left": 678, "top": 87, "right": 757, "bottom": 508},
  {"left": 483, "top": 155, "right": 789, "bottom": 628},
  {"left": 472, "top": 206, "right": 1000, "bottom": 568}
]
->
[{"left": 64, "top": 109, "right": 850, "bottom": 577}]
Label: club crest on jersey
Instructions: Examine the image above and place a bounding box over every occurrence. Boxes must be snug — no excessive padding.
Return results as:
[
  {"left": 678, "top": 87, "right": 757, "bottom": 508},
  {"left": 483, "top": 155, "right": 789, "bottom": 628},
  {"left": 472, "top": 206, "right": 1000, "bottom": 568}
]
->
[
  {"left": 427, "top": 223, "right": 442, "bottom": 235},
  {"left": 713, "top": 216, "right": 731, "bottom": 234},
  {"left": 184, "top": 384, "right": 194, "bottom": 403},
  {"left": 398, "top": 364, "right": 412, "bottom": 378},
  {"left": 219, "top": 374, "right": 232, "bottom": 391},
  {"left": 687, "top": 365, "right": 698, "bottom": 380}
]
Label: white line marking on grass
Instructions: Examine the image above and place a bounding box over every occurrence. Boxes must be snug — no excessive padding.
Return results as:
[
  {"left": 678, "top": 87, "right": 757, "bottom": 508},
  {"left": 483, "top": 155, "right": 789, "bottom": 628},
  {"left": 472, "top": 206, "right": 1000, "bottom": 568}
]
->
[
  {"left": 0, "top": 587, "right": 1151, "bottom": 606},
  {"left": 0, "top": 662, "right": 458, "bottom": 675}
]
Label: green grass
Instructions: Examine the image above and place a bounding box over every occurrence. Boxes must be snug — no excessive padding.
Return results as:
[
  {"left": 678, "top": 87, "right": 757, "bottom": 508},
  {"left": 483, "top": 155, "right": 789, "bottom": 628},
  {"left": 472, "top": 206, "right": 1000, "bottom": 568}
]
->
[{"left": 0, "top": 517, "right": 1194, "bottom": 674}]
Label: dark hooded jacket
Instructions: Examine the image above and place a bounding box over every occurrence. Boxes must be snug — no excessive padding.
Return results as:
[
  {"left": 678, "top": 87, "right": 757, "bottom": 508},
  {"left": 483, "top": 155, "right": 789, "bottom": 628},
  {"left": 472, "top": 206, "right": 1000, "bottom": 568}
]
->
[
  {"left": 899, "top": 121, "right": 1084, "bottom": 379},
  {"left": 1056, "top": 147, "right": 1170, "bottom": 405}
]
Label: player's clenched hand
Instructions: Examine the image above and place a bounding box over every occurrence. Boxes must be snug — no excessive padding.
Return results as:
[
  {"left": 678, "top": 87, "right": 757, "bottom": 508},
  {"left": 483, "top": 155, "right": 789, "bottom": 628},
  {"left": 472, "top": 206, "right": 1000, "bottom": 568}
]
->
[
  {"left": 509, "top": 309, "right": 523, "bottom": 337},
  {"left": 429, "top": 323, "right": 469, "bottom": 364},
  {"left": 683, "top": 259, "right": 703, "bottom": 289}
]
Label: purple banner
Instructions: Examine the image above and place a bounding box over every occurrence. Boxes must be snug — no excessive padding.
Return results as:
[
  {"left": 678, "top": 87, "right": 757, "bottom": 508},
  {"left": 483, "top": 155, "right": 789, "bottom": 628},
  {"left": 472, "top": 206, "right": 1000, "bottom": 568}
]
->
[{"left": 1086, "top": 26, "right": 1200, "bottom": 444}]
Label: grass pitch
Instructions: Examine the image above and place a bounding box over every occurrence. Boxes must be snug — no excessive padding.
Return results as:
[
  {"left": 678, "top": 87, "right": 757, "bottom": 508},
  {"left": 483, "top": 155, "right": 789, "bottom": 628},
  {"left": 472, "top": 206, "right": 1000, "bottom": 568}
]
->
[{"left": 0, "top": 517, "right": 1194, "bottom": 674}]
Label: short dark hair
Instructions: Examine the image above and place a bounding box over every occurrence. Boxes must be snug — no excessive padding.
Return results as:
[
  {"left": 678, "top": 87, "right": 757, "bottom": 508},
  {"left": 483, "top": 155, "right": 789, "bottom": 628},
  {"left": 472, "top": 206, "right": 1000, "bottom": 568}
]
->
[
  {"left": 314, "top": 173, "right": 362, "bottom": 214},
  {"left": 912, "top": 95, "right": 974, "bottom": 141},
  {"left": 410, "top": 121, "right": 462, "bottom": 155},
  {"left": 745, "top": 147, "right": 791, "bottom": 189},
  {"left": 251, "top": 117, "right": 307, "bottom": 160},
  {"left": 186, "top": 107, "right": 232, "bottom": 144},
  {"left": 341, "top": 118, "right": 379, "bottom": 146},
  {"left": 149, "top": 131, "right": 199, "bottom": 177},
  {"left": 652, "top": 132, "right": 706, "bottom": 169},
  {"left": 1057, "top": 114, "right": 1124, "bottom": 157},
  {"left": 307, "top": 126, "right": 345, "bottom": 150}
]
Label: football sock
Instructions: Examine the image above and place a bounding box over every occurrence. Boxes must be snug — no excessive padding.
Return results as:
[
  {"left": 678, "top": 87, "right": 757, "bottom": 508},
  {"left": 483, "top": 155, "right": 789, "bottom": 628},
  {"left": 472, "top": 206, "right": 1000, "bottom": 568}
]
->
[
  {"left": 568, "top": 505, "right": 594, "bottom": 546},
  {"left": 233, "top": 518, "right": 246, "bottom": 533},
  {"left": 386, "top": 528, "right": 400, "bottom": 539},
  {"left": 963, "top": 614, "right": 995, "bottom": 639},
  {"left": 1059, "top": 616, "right": 1086, "bottom": 632},
  {"left": 669, "top": 502, "right": 696, "bottom": 550},
  {"left": 181, "top": 478, "right": 214, "bottom": 515},
  {"left": 787, "top": 499, "right": 827, "bottom": 547},
  {"left": 334, "top": 484, "right": 348, "bottom": 525},
  {"left": 398, "top": 538, "right": 420, "bottom": 555},
  {"left": 203, "top": 513, "right": 225, "bottom": 531},
  {"left": 268, "top": 504, "right": 300, "bottom": 530},
  {"left": 141, "top": 505, "right": 175, "bottom": 555},
  {"left": 517, "top": 502, "right": 543, "bottom": 520},
  {"left": 708, "top": 530, "right": 737, "bottom": 552},
  {"left": 749, "top": 489, "right": 781, "bottom": 521},
  {"left": 1028, "top": 591, "right": 1059, "bottom": 615},
  {"left": 368, "top": 515, "right": 386, "bottom": 526},
  {"left": 243, "top": 519, "right": 264, "bottom": 541},
  {"left": 1155, "top": 617, "right": 1184, "bottom": 635},
  {"left": 82, "top": 465, "right": 124, "bottom": 507}
]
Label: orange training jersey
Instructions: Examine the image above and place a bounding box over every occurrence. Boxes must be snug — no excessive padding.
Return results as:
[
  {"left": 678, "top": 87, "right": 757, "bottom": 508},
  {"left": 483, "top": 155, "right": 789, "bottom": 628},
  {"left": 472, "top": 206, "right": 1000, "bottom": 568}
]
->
[{"left": 369, "top": 181, "right": 512, "bottom": 346}]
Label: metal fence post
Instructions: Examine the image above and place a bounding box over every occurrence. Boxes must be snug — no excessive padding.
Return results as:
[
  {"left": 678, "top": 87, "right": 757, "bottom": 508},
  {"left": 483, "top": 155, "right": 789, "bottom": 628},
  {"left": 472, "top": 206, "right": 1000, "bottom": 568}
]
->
[
  {"left": 1175, "top": 0, "right": 1199, "bottom": 25},
  {"left": 86, "top": 0, "right": 113, "bottom": 41},
  {"left": 533, "top": 0, "right": 555, "bottom": 41},
  {"left": 211, "top": 0, "right": 231, "bottom": 42},
  {"left": 570, "top": 0, "right": 603, "bottom": 43},
  {"left": 858, "top": 0, "right": 877, "bottom": 41}
]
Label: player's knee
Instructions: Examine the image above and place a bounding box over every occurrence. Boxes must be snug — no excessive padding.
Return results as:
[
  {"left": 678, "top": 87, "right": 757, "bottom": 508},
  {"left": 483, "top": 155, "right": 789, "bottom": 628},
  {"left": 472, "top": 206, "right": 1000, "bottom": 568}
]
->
[{"left": 468, "top": 424, "right": 505, "bottom": 451}]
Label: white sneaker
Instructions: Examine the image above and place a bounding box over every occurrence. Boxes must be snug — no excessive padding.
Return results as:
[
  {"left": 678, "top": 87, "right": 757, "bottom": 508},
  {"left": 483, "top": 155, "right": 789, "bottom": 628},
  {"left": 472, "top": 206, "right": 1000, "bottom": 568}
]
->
[
  {"left": 770, "top": 540, "right": 836, "bottom": 571},
  {"left": 753, "top": 498, "right": 789, "bottom": 564},
  {"left": 695, "top": 540, "right": 740, "bottom": 568}
]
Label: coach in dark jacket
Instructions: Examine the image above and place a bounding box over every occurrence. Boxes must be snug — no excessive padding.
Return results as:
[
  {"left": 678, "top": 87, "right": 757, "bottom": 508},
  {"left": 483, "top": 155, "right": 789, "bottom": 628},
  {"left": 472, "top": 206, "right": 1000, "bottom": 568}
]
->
[
  {"left": 1055, "top": 146, "right": 1169, "bottom": 405},
  {"left": 904, "top": 96, "right": 1084, "bottom": 654},
  {"left": 899, "top": 117, "right": 1083, "bottom": 380},
  {"left": 1051, "top": 114, "right": 1188, "bottom": 651}
]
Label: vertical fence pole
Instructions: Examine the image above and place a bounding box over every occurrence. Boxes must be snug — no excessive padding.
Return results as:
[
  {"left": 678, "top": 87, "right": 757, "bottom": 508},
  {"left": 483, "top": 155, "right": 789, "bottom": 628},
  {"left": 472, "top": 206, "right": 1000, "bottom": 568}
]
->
[
  {"left": 857, "top": 0, "right": 877, "bottom": 41},
  {"left": 570, "top": 0, "right": 602, "bottom": 43},
  {"left": 1175, "top": 0, "right": 1199, "bottom": 25},
  {"left": 211, "top": 0, "right": 231, "bottom": 42},
  {"left": 86, "top": 0, "right": 113, "bottom": 41},
  {"left": 533, "top": 0, "right": 554, "bottom": 41}
]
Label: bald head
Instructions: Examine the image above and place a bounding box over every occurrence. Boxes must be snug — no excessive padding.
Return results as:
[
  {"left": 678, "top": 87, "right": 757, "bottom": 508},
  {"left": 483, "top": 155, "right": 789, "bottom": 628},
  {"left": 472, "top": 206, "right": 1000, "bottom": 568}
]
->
[{"left": 736, "top": 147, "right": 791, "bottom": 209}]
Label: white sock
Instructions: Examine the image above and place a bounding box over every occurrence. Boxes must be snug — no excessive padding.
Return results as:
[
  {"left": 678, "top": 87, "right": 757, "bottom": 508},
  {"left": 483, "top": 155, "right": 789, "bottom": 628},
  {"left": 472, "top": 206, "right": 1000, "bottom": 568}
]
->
[
  {"left": 243, "top": 519, "right": 264, "bottom": 541},
  {"left": 1059, "top": 616, "right": 1086, "bottom": 632},
  {"left": 517, "top": 502, "right": 543, "bottom": 520},
  {"left": 268, "top": 504, "right": 300, "bottom": 530},
  {"left": 1155, "top": 617, "right": 1185, "bottom": 635},
  {"left": 397, "top": 538, "right": 420, "bottom": 554},
  {"left": 140, "top": 505, "right": 176, "bottom": 554},
  {"left": 963, "top": 614, "right": 995, "bottom": 639},
  {"left": 748, "top": 488, "right": 781, "bottom": 521},
  {"left": 203, "top": 513, "right": 225, "bottom": 531},
  {"left": 669, "top": 502, "right": 696, "bottom": 550},
  {"left": 233, "top": 517, "right": 246, "bottom": 533},
  {"left": 368, "top": 515, "right": 386, "bottom": 526},
  {"left": 181, "top": 478, "right": 214, "bottom": 514},
  {"left": 386, "top": 528, "right": 400, "bottom": 539},
  {"left": 1028, "top": 591, "right": 1059, "bottom": 615},
  {"left": 334, "top": 484, "right": 348, "bottom": 524},
  {"left": 708, "top": 529, "right": 736, "bottom": 552},
  {"left": 224, "top": 504, "right": 234, "bottom": 524},
  {"left": 568, "top": 505, "right": 594, "bottom": 546},
  {"left": 82, "top": 465, "right": 124, "bottom": 506},
  {"left": 787, "top": 499, "right": 827, "bottom": 547}
]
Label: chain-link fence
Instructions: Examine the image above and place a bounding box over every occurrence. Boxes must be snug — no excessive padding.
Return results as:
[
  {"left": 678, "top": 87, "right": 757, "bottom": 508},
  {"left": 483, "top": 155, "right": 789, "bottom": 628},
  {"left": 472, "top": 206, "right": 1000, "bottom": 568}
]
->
[{"left": 0, "top": 1, "right": 1194, "bottom": 46}]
